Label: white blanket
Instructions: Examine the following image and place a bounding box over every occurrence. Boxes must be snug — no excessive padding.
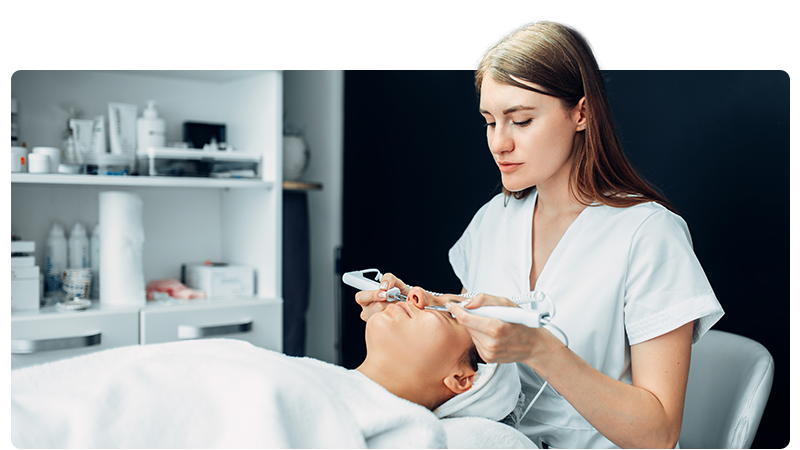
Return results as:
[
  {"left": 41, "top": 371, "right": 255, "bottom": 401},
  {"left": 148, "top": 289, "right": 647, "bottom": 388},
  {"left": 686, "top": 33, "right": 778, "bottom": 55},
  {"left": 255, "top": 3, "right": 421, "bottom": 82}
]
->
[{"left": 11, "top": 339, "right": 535, "bottom": 449}]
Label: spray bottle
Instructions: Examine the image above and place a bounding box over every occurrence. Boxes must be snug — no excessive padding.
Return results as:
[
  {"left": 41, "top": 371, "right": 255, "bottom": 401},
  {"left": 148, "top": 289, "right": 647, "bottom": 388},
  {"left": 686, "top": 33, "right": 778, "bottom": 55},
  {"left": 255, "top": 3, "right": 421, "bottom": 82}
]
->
[
  {"left": 90, "top": 224, "right": 100, "bottom": 299},
  {"left": 45, "top": 222, "right": 68, "bottom": 298},
  {"left": 68, "top": 222, "right": 89, "bottom": 268}
]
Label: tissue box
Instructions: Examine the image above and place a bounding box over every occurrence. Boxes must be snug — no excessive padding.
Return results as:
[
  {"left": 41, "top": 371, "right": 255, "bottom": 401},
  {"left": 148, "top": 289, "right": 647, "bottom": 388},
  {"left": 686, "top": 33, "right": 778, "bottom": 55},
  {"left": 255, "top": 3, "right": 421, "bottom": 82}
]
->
[
  {"left": 11, "top": 266, "right": 40, "bottom": 311},
  {"left": 183, "top": 263, "right": 254, "bottom": 297}
]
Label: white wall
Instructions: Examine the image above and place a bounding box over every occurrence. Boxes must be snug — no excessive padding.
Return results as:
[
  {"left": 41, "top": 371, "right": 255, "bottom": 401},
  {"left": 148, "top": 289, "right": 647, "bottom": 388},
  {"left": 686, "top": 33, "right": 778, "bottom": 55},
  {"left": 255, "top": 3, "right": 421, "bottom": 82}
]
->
[{"left": 282, "top": 71, "right": 344, "bottom": 364}]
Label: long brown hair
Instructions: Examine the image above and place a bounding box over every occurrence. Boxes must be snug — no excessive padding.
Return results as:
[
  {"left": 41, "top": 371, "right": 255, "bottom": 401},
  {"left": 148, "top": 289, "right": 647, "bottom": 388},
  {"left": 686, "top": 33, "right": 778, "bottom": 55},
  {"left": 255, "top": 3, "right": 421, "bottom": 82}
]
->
[{"left": 475, "top": 21, "right": 676, "bottom": 213}]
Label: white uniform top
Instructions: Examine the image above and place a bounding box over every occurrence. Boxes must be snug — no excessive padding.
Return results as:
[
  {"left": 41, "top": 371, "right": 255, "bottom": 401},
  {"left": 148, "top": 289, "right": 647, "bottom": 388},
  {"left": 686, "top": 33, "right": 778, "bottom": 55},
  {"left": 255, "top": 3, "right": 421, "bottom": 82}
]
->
[{"left": 449, "top": 189, "right": 724, "bottom": 449}]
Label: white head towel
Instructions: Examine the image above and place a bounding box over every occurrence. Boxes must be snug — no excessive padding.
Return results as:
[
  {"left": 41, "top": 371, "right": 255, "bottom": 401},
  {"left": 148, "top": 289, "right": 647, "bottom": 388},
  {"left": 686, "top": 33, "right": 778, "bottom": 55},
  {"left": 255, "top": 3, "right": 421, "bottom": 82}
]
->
[{"left": 433, "top": 362, "right": 521, "bottom": 421}]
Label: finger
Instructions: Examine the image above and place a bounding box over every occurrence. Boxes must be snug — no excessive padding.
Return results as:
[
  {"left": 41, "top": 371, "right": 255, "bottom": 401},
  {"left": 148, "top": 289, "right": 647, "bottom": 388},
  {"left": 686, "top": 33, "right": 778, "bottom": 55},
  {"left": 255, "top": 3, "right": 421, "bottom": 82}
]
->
[
  {"left": 432, "top": 293, "right": 465, "bottom": 307},
  {"left": 447, "top": 301, "right": 502, "bottom": 332},
  {"left": 460, "top": 293, "right": 517, "bottom": 309},
  {"left": 355, "top": 289, "right": 388, "bottom": 306},
  {"left": 379, "top": 273, "right": 409, "bottom": 295}
]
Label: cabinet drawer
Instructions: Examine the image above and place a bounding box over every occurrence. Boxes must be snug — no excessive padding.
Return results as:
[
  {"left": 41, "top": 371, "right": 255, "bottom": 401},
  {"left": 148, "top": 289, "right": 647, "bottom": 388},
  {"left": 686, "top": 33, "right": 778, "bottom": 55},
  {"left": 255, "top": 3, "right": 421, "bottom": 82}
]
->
[
  {"left": 11, "top": 307, "right": 140, "bottom": 370},
  {"left": 140, "top": 298, "right": 282, "bottom": 351}
]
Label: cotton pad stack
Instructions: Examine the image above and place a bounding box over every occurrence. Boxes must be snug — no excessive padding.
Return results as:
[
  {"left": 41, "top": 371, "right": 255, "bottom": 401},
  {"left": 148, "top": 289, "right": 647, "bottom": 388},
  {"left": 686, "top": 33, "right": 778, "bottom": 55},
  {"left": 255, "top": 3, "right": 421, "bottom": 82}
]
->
[{"left": 99, "top": 191, "right": 146, "bottom": 306}]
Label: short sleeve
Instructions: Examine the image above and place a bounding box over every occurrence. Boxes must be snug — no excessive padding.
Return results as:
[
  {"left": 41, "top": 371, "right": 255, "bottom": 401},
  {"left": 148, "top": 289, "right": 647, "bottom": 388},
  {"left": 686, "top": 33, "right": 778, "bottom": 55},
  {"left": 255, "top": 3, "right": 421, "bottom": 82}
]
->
[
  {"left": 623, "top": 209, "right": 724, "bottom": 345},
  {"left": 448, "top": 201, "right": 492, "bottom": 290}
]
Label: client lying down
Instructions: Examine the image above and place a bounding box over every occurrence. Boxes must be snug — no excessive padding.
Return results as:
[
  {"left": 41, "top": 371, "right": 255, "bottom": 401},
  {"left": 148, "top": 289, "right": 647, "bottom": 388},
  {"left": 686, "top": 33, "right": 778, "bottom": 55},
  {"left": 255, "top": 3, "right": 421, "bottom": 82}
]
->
[{"left": 11, "top": 288, "right": 531, "bottom": 449}]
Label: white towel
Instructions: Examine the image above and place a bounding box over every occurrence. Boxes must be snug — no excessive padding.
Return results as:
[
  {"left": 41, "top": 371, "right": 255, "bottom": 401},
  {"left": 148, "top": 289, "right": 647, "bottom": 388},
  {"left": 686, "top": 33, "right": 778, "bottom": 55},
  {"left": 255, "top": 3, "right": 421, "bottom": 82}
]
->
[{"left": 11, "top": 339, "right": 445, "bottom": 448}]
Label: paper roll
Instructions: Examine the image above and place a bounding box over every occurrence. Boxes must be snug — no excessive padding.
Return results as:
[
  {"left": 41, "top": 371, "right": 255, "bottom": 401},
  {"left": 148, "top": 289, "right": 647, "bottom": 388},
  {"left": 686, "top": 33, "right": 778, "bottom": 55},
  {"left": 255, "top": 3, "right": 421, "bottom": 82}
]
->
[{"left": 99, "top": 191, "right": 146, "bottom": 306}]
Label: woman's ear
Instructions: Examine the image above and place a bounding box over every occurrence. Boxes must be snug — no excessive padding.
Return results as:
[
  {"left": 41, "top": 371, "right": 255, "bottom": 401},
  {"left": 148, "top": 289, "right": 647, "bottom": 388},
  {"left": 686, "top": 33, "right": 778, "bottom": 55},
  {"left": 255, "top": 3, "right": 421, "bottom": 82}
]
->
[
  {"left": 443, "top": 371, "right": 475, "bottom": 395},
  {"left": 574, "top": 96, "right": 587, "bottom": 131}
]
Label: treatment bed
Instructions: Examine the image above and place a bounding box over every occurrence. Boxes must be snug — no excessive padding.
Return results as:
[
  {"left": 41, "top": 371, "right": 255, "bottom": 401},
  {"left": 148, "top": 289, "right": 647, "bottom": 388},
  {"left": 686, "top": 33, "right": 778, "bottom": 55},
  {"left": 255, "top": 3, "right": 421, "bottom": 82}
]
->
[{"left": 11, "top": 339, "right": 535, "bottom": 448}]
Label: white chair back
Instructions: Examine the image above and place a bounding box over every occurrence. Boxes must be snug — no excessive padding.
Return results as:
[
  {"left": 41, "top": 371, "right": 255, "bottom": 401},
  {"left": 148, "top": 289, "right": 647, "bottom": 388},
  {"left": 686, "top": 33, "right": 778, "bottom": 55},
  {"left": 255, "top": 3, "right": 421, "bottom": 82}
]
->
[{"left": 679, "top": 330, "right": 774, "bottom": 448}]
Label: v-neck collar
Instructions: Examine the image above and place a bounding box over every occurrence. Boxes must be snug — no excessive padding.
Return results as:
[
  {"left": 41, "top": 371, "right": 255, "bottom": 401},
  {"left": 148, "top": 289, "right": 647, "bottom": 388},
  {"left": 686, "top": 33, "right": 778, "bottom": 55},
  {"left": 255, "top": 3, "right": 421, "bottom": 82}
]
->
[{"left": 525, "top": 188, "right": 594, "bottom": 291}]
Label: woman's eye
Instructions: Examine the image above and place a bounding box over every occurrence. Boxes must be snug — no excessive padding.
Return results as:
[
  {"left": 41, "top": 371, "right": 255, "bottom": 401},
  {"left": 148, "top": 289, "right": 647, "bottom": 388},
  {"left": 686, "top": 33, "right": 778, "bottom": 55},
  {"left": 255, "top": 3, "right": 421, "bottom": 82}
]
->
[
  {"left": 513, "top": 119, "right": 532, "bottom": 127},
  {"left": 483, "top": 122, "right": 496, "bottom": 129}
]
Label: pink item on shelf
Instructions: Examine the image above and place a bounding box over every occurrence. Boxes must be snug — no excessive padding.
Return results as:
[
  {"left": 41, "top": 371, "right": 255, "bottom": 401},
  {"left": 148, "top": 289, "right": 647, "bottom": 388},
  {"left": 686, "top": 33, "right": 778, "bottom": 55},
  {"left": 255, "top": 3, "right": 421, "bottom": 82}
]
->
[{"left": 146, "top": 279, "right": 206, "bottom": 301}]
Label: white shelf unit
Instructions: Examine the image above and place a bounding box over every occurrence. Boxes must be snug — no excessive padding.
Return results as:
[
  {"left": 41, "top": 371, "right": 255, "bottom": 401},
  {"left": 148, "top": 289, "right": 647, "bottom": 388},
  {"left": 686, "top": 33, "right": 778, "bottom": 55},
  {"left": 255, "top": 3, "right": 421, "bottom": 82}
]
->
[{"left": 10, "top": 70, "right": 285, "bottom": 362}]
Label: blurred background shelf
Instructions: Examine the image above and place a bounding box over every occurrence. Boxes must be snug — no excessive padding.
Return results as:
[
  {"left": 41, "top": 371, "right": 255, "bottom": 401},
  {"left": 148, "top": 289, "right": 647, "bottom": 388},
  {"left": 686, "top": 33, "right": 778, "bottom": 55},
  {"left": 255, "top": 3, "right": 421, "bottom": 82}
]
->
[{"left": 11, "top": 173, "right": 275, "bottom": 189}]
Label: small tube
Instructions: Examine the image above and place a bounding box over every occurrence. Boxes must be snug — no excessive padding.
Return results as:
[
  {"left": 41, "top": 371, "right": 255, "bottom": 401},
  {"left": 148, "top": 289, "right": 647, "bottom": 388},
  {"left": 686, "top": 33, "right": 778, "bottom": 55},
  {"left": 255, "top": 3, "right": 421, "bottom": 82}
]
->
[
  {"left": 91, "top": 115, "right": 107, "bottom": 154},
  {"left": 107, "top": 102, "right": 137, "bottom": 156}
]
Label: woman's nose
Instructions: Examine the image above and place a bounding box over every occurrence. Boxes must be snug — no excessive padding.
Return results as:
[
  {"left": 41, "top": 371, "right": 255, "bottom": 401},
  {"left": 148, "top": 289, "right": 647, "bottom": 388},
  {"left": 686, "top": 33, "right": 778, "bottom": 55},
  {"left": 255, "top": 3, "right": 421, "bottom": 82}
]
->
[
  {"left": 489, "top": 125, "right": 514, "bottom": 155},
  {"left": 406, "top": 287, "right": 429, "bottom": 309}
]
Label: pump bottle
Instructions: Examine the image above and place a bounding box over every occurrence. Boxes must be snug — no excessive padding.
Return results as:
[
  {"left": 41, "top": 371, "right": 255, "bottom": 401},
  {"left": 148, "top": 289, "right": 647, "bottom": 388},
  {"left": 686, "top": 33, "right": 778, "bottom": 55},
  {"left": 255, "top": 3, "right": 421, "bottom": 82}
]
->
[
  {"left": 137, "top": 100, "right": 166, "bottom": 151},
  {"left": 45, "top": 223, "right": 68, "bottom": 296}
]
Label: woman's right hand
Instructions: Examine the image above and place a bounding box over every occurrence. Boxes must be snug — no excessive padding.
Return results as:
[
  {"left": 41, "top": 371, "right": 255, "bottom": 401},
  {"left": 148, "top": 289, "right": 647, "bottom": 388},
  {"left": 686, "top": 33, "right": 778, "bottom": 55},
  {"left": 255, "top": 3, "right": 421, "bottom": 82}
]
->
[{"left": 354, "top": 272, "right": 411, "bottom": 322}]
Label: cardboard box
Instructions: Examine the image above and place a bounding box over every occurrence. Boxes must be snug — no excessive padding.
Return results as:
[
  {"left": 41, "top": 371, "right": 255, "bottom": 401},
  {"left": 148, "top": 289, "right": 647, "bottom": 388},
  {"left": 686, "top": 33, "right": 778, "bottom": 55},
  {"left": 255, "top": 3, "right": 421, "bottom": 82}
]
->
[
  {"left": 183, "top": 263, "right": 254, "bottom": 297},
  {"left": 11, "top": 265, "right": 40, "bottom": 311}
]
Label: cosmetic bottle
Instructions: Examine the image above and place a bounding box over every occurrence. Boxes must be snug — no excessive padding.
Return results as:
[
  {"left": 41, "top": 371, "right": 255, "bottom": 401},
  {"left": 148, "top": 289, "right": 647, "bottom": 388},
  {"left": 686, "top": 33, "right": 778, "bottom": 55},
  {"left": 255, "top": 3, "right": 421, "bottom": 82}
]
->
[
  {"left": 68, "top": 222, "right": 89, "bottom": 269},
  {"left": 137, "top": 100, "right": 166, "bottom": 151},
  {"left": 90, "top": 224, "right": 100, "bottom": 299},
  {"left": 45, "top": 223, "right": 67, "bottom": 297}
]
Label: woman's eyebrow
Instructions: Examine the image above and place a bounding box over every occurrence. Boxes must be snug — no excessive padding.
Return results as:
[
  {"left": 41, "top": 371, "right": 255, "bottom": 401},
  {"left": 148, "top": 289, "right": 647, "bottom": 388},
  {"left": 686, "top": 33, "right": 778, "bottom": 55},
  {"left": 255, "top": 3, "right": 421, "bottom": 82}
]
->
[
  {"left": 502, "top": 105, "right": 536, "bottom": 114},
  {"left": 479, "top": 105, "right": 537, "bottom": 115}
]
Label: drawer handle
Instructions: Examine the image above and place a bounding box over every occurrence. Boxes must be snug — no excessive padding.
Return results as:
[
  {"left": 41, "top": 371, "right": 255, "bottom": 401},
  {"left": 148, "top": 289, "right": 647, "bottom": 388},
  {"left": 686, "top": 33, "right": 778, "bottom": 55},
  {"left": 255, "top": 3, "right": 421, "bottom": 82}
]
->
[
  {"left": 11, "top": 332, "right": 102, "bottom": 354},
  {"left": 178, "top": 320, "right": 253, "bottom": 340}
]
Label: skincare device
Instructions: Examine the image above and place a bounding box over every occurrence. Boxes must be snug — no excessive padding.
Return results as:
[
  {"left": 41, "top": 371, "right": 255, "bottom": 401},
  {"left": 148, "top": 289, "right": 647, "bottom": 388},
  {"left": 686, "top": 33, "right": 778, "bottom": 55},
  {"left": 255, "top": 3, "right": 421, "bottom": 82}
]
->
[{"left": 342, "top": 269, "right": 556, "bottom": 329}]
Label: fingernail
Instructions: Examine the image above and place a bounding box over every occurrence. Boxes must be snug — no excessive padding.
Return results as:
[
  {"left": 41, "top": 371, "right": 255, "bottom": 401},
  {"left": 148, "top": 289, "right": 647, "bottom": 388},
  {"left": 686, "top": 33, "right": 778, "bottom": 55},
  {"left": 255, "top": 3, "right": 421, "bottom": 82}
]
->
[
  {"left": 379, "top": 282, "right": 388, "bottom": 290},
  {"left": 445, "top": 302, "right": 453, "bottom": 310},
  {"left": 461, "top": 298, "right": 472, "bottom": 307},
  {"left": 378, "top": 291, "right": 387, "bottom": 299}
]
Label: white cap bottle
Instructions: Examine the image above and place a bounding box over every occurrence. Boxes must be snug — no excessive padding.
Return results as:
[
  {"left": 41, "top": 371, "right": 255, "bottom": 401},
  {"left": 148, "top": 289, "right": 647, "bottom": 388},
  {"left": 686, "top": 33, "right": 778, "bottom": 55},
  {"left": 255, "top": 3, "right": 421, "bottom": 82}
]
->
[
  {"left": 68, "top": 222, "right": 89, "bottom": 268},
  {"left": 137, "top": 100, "right": 166, "bottom": 151},
  {"left": 45, "top": 222, "right": 68, "bottom": 296},
  {"left": 90, "top": 224, "right": 100, "bottom": 299}
]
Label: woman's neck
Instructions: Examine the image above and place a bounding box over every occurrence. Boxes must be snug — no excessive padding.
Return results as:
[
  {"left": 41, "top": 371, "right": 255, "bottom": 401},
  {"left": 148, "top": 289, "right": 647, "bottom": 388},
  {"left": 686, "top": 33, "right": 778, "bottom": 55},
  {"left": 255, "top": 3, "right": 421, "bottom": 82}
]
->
[{"left": 356, "top": 357, "right": 447, "bottom": 411}]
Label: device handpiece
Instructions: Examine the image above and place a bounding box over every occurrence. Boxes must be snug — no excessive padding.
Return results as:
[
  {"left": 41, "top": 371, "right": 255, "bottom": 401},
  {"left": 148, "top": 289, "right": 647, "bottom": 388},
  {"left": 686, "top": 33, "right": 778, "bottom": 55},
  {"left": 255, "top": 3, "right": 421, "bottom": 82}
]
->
[{"left": 342, "top": 269, "right": 405, "bottom": 301}]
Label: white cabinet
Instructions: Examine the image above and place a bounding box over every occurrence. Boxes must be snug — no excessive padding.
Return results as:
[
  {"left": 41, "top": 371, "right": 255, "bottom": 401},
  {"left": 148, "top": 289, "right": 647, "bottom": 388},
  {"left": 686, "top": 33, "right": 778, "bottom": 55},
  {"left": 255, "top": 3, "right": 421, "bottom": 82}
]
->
[
  {"left": 139, "top": 297, "right": 281, "bottom": 348},
  {"left": 11, "top": 305, "right": 140, "bottom": 370},
  {"left": 10, "top": 70, "right": 284, "bottom": 366}
]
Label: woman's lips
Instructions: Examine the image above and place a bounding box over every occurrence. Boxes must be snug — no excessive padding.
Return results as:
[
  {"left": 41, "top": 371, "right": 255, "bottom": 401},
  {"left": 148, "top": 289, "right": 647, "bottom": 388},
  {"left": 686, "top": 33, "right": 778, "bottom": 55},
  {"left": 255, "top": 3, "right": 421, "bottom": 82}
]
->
[
  {"left": 392, "top": 302, "right": 412, "bottom": 318},
  {"left": 497, "top": 161, "right": 523, "bottom": 173}
]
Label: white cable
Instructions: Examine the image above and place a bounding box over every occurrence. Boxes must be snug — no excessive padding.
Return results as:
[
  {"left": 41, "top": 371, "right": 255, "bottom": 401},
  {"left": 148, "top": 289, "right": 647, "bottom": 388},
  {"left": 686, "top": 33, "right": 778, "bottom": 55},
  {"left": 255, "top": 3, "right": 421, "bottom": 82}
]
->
[
  {"left": 518, "top": 381, "right": 548, "bottom": 425},
  {"left": 541, "top": 319, "right": 569, "bottom": 348}
]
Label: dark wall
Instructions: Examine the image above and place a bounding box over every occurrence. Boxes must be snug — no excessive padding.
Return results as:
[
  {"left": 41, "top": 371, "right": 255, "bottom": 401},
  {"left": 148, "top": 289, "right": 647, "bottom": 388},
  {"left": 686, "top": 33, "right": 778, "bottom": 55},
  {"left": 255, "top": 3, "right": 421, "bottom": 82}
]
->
[{"left": 341, "top": 70, "right": 788, "bottom": 448}]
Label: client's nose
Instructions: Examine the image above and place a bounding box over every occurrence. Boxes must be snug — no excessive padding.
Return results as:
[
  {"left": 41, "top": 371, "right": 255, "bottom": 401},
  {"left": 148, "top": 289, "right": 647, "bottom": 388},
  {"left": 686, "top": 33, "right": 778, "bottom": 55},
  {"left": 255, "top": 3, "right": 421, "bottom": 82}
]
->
[{"left": 406, "top": 287, "right": 429, "bottom": 309}]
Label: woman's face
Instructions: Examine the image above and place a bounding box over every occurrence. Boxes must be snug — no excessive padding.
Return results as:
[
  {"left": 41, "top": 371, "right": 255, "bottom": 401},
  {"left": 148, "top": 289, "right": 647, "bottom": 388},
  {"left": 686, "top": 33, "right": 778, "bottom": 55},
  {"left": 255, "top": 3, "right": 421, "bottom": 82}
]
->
[
  {"left": 479, "top": 76, "right": 585, "bottom": 193},
  {"left": 365, "top": 287, "right": 474, "bottom": 375}
]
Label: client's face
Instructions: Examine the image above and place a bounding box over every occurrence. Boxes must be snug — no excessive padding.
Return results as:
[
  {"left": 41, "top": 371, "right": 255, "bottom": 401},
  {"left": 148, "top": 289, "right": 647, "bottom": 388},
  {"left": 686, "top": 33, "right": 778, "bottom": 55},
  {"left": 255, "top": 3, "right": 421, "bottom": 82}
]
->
[{"left": 365, "top": 287, "right": 473, "bottom": 375}]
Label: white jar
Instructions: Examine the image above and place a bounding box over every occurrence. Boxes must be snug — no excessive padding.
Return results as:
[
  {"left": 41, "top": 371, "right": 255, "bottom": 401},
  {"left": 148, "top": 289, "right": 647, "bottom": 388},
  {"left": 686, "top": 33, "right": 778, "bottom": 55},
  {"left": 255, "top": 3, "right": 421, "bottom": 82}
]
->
[
  {"left": 32, "top": 147, "right": 62, "bottom": 172},
  {"left": 28, "top": 153, "right": 50, "bottom": 173}
]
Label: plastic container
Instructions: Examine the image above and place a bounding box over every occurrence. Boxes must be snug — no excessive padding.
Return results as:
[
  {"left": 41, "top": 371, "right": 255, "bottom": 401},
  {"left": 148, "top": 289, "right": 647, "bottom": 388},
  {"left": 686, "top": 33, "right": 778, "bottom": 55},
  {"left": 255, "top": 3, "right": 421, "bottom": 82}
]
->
[
  {"left": 11, "top": 146, "right": 28, "bottom": 173},
  {"left": 85, "top": 153, "right": 131, "bottom": 175},
  {"left": 135, "top": 147, "right": 260, "bottom": 178},
  {"left": 137, "top": 100, "right": 166, "bottom": 151},
  {"left": 28, "top": 153, "right": 49, "bottom": 173},
  {"left": 68, "top": 222, "right": 89, "bottom": 269},
  {"left": 32, "top": 147, "right": 62, "bottom": 172},
  {"left": 45, "top": 223, "right": 68, "bottom": 297}
]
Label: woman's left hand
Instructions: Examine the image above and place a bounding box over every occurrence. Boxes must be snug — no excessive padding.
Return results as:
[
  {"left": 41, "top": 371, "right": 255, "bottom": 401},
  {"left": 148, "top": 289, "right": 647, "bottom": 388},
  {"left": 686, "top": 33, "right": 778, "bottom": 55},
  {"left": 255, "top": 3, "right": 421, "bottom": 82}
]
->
[{"left": 446, "top": 293, "right": 552, "bottom": 364}]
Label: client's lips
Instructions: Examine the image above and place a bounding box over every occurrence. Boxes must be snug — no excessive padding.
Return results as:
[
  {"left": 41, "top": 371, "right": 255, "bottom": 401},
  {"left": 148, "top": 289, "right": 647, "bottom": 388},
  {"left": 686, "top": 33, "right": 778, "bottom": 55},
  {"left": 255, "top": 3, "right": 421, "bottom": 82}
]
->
[{"left": 394, "top": 302, "right": 412, "bottom": 318}]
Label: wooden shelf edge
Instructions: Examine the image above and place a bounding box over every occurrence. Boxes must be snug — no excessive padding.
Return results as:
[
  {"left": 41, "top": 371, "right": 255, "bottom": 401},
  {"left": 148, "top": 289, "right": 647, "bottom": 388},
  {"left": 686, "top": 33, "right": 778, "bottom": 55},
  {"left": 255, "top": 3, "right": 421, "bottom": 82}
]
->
[{"left": 283, "top": 180, "right": 323, "bottom": 191}]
